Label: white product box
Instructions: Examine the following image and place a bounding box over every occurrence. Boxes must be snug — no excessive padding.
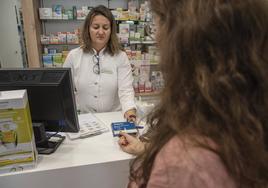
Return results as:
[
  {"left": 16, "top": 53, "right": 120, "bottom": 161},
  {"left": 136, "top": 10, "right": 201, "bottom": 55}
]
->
[
  {"left": 39, "top": 8, "right": 52, "bottom": 19},
  {"left": 0, "top": 90, "right": 37, "bottom": 174}
]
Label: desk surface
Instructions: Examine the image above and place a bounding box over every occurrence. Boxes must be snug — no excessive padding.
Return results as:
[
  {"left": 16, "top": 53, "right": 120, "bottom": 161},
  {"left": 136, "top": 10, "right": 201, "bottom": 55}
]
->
[{"left": 0, "top": 111, "right": 134, "bottom": 188}]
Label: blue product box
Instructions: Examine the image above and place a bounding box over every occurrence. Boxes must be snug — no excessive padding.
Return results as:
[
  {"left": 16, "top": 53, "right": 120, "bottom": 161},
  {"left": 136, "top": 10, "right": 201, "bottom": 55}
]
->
[
  {"left": 111, "top": 122, "right": 138, "bottom": 137},
  {"left": 42, "top": 54, "right": 53, "bottom": 67}
]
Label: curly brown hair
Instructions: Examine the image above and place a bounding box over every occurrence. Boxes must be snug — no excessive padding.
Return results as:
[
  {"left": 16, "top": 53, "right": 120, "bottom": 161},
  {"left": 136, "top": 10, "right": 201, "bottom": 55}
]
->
[
  {"left": 130, "top": 0, "right": 268, "bottom": 187},
  {"left": 81, "top": 5, "right": 120, "bottom": 55}
]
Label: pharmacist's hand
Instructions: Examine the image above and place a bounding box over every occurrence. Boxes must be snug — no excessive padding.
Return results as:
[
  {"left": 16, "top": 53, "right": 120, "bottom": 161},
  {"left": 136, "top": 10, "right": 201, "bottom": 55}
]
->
[
  {"left": 124, "top": 109, "right": 137, "bottom": 123},
  {"left": 118, "top": 132, "right": 145, "bottom": 155}
]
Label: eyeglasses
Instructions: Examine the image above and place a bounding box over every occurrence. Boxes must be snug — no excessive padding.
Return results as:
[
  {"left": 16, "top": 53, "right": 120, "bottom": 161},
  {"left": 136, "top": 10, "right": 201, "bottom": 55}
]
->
[{"left": 92, "top": 54, "right": 100, "bottom": 74}]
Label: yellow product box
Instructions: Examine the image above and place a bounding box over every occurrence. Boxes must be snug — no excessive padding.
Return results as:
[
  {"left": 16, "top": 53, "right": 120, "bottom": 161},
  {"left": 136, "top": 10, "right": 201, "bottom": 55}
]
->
[{"left": 0, "top": 90, "right": 37, "bottom": 174}]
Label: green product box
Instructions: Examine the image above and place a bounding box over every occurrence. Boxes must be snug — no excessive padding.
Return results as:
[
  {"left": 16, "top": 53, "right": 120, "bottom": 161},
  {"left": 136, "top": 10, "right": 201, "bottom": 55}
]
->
[
  {"left": 0, "top": 90, "right": 37, "bottom": 174},
  {"left": 53, "top": 53, "right": 63, "bottom": 67},
  {"left": 66, "top": 9, "right": 73, "bottom": 20}
]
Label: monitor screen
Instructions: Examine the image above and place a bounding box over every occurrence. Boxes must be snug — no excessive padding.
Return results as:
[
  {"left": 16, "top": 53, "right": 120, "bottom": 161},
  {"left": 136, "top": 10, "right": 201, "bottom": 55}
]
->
[
  {"left": 0, "top": 67, "right": 79, "bottom": 132},
  {"left": 0, "top": 68, "right": 79, "bottom": 154}
]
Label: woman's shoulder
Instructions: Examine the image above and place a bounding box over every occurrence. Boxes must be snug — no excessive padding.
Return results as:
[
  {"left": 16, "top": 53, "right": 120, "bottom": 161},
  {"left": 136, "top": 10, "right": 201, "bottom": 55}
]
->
[
  {"left": 68, "top": 47, "right": 83, "bottom": 55},
  {"left": 65, "top": 47, "right": 85, "bottom": 58},
  {"left": 63, "top": 47, "right": 84, "bottom": 67},
  {"left": 159, "top": 136, "right": 216, "bottom": 162},
  {"left": 112, "top": 50, "right": 128, "bottom": 58},
  {"left": 105, "top": 50, "right": 129, "bottom": 66},
  {"left": 154, "top": 136, "right": 237, "bottom": 187}
]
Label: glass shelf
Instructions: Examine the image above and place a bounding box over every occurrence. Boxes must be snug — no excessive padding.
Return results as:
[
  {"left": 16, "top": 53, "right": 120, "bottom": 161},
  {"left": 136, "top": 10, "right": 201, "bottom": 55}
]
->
[
  {"left": 40, "top": 18, "right": 85, "bottom": 21},
  {"left": 40, "top": 19, "right": 150, "bottom": 22},
  {"left": 41, "top": 43, "right": 80, "bottom": 45}
]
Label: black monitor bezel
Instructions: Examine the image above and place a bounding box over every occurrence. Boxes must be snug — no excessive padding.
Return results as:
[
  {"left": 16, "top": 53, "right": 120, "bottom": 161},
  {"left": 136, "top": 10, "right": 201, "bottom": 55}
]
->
[{"left": 0, "top": 68, "right": 79, "bottom": 133}]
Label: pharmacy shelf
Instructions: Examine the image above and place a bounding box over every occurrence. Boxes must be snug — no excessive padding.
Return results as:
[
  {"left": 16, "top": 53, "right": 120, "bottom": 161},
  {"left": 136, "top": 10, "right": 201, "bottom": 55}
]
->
[
  {"left": 40, "top": 19, "right": 149, "bottom": 22},
  {"left": 40, "top": 18, "right": 85, "bottom": 21},
  {"left": 129, "top": 41, "right": 156, "bottom": 44},
  {"left": 41, "top": 42, "right": 156, "bottom": 45},
  {"left": 41, "top": 43, "right": 80, "bottom": 45},
  {"left": 116, "top": 20, "right": 150, "bottom": 24},
  {"left": 121, "top": 41, "right": 156, "bottom": 45}
]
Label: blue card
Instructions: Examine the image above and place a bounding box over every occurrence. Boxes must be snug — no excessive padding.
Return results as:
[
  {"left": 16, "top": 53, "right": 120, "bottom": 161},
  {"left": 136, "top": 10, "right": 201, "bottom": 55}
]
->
[{"left": 111, "top": 122, "right": 138, "bottom": 137}]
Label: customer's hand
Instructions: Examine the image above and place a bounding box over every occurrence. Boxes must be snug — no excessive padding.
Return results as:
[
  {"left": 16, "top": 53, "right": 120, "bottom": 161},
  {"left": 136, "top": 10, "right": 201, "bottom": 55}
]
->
[
  {"left": 124, "top": 109, "right": 137, "bottom": 122},
  {"left": 118, "top": 132, "right": 145, "bottom": 155}
]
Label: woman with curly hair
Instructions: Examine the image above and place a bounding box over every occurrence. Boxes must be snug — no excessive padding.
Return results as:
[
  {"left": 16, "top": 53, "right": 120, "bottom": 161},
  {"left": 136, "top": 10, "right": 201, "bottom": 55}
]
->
[{"left": 118, "top": 0, "right": 268, "bottom": 187}]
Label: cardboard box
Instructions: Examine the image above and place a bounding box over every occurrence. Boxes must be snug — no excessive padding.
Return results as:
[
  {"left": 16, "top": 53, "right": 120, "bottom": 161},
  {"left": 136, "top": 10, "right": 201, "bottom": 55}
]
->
[
  {"left": 39, "top": 8, "right": 52, "bottom": 19},
  {"left": 0, "top": 90, "right": 37, "bottom": 174},
  {"left": 52, "top": 5, "right": 62, "bottom": 19}
]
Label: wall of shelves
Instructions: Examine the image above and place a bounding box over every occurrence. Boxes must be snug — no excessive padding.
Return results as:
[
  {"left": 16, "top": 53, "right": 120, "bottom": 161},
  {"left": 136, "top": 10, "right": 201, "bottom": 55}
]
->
[
  {"left": 22, "top": 0, "right": 163, "bottom": 97},
  {"left": 40, "top": 0, "right": 128, "bottom": 10}
]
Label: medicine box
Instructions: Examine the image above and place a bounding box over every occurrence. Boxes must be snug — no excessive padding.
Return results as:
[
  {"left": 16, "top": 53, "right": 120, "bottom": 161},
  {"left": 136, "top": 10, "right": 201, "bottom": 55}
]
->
[
  {"left": 111, "top": 122, "right": 138, "bottom": 137},
  {"left": 42, "top": 54, "right": 53, "bottom": 67},
  {"left": 52, "top": 5, "right": 62, "bottom": 19},
  {"left": 39, "top": 8, "right": 52, "bottom": 19},
  {"left": 0, "top": 90, "right": 37, "bottom": 174}
]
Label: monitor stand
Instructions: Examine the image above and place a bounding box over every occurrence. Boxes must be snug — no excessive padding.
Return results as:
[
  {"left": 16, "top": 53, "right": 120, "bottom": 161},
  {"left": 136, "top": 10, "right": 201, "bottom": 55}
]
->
[{"left": 33, "top": 122, "right": 65, "bottom": 154}]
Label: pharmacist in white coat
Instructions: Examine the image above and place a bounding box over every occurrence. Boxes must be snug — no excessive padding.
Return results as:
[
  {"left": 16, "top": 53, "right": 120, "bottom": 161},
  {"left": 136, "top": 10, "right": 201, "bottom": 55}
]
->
[{"left": 63, "top": 5, "right": 136, "bottom": 122}]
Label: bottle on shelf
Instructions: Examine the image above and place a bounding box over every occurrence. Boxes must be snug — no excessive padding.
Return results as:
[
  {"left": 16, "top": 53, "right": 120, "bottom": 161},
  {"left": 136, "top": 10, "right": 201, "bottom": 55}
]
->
[{"left": 72, "top": 6, "right": 77, "bottom": 20}]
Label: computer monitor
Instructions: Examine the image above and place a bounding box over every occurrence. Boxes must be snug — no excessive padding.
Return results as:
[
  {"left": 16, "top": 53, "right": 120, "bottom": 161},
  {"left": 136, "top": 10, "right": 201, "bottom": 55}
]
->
[{"left": 0, "top": 68, "right": 79, "bottom": 154}]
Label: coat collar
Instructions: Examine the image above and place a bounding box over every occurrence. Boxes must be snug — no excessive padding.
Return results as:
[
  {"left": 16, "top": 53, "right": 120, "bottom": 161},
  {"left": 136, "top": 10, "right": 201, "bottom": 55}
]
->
[{"left": 92, "top": 47, "right": 106, "bottom": 56}]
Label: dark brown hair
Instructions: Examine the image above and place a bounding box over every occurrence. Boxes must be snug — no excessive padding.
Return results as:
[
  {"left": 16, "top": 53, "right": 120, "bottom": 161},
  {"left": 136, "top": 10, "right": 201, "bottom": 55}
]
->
[
  {"left": 130, "top": 0, "right": 268, "bottom": 187},
  {"left": 81, "top": 5, "right": 120, "bottom": 55}
]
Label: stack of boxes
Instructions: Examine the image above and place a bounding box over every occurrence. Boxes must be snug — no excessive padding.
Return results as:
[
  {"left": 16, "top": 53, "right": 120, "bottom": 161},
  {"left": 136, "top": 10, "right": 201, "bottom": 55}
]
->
[
  {"left": 40, "top": 29, "right": 80, "bottom": 45},
  {"left": 124, "top": 44, "right": 162, "bottom": 94},
  {"left": 118, "top": 23, "right": 130, "bottom": 44},
  {"left": 0, "top": 90, "right": 37, "bottom": 174},
  {"left": 117, "top": 21, "right": 150, "bottom": 43},
  {"left": 41, "top": 29, "right": 80, "bottom": 67},
  {"left": 39, "top": 5, "right": 84, "bottom": 67},
  {"left": 110, "top": 1, "right": 151, "bottom": 21},
  {"left": 39, "top": 5, "right": 91, "bottom": 20},
  {"left": 42, "top": 49, "right": 70, "bottom": 68}
]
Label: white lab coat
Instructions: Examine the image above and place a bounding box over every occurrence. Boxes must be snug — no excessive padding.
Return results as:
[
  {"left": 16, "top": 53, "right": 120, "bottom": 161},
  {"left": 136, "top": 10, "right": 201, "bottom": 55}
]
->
[{"left": 63, "top": 47, "right": 136, "bottom": 114}]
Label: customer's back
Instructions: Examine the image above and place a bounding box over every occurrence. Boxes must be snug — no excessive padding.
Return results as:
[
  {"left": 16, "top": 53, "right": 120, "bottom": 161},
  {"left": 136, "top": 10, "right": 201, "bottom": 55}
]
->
[{"left": 129, "top": 0, "right": 268, "bottom": 188}]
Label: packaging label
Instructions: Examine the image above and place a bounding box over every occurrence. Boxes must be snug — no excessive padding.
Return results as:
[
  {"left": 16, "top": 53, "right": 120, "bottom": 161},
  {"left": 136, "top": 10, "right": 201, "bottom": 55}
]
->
[{"left": 0, "top": 90, "right": 36, "bottom": 173}]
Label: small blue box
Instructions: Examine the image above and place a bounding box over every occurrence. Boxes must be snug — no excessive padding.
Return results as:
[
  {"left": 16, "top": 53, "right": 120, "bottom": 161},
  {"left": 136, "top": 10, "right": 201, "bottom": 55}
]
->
[{"left": 111, "top": 122, "right": 138, "bottom": 137}]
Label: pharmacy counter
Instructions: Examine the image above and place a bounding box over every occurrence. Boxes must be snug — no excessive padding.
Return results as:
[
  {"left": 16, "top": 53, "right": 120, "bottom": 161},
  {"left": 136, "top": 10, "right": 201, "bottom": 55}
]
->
[{"left": 0, "top": 111, "right": 134, "bottom": 188}]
